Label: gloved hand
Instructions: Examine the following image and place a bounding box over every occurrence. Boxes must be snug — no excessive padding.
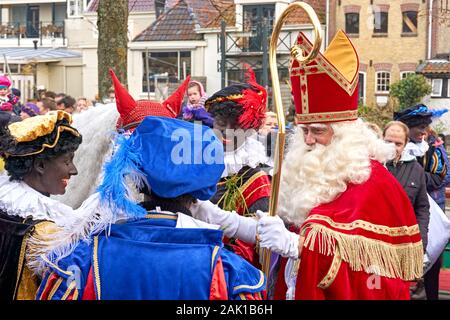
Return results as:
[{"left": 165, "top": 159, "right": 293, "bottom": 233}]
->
[
  {"left": 256, "top": 210, "right": 300, "bottom": 259},
  {"left": 189, "top": 200, "right": 257, "bottom": 243}
]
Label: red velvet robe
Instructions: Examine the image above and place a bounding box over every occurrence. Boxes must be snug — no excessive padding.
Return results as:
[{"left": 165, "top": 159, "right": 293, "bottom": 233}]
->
[{"left": 274, "top": 160, "right": 423, "bottom": 300}]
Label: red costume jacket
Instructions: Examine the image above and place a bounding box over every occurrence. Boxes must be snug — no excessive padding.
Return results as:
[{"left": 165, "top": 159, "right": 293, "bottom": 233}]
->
[{"left": 274, "top": 160, "right": 423, "bottom": 300}]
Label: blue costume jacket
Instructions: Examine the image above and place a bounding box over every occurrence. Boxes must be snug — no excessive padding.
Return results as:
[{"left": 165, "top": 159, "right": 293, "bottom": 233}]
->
[{"left": 36, "top": 212, "right": 265, "bottom": 300}]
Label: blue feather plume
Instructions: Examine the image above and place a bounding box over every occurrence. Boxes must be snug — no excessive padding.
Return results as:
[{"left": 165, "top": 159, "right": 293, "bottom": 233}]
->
[
  {"left": 430, "top": 108, "right": 449, "bottom": 118},
  {"left": 97, "top": 133, "right": 147, "bottom": 219}
]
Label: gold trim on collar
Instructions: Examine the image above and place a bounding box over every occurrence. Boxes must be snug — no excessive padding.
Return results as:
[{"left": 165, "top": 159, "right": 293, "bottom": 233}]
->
[
  {"left": 239, "top": 171, "right": 267, "bottom": 194},
  {"left": 144, "top": 213, "right": 178, "bottom": 220},
  {"left": 305, "top": 214, "right": 420, "bottom": 237},
  {"left": 296, "top": 110, "right": 358, "bottom": 123}
]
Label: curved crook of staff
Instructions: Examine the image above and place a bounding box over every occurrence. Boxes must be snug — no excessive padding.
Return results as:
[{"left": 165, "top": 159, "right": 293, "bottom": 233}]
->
[{"left": 262, "top": 1, "right": 322, "bottom": 290}]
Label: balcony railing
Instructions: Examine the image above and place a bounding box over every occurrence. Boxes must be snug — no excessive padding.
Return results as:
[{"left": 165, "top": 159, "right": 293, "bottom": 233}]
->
[
  {"left": 0, "top": 21, "right": 65, "bottom": 46},
  {"left": 219, "top": 29, "right": 296, "bottom": 56}
]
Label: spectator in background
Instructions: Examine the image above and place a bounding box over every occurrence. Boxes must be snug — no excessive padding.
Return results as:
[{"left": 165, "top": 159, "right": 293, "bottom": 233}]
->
[
  {"left": 102, "top": 87, "right": 116, "bottom": 104},
  {"left": 395, "top": 104, "right": 450, "bottom": 300},
  {"left": 56, "top": 95, "right": 76, "bottom": 114},
  {"left": 55, "top": 92, "right": 66, "bottom": 104},
  {"left": 0, "top": 76, "right": 19, "bottom": 115},
  {"left": 181, "top": 81, "right": 213, "bottom": 127},
  {"left": 19, "top": 102, "right": 40, "bottom": 120},
  {"left": 75, "top": 97, "right": 92, "bottom": 113},
  {"left": 10, "top": 88, "right": 23, "bottom": 116},
  {"left": 383, "top": 121, "right": 429, "bottom": 251},
  {"left": 259, "top": 111, "right": 278, "bottom": 135},
  {"left": 37, "top": 97, "right": 57, "bottom": 115},
  {"left": 37, "top": 87, "right": 46, "bottom": 101},
  {"left": 43, "top": 91, "right": 56, "bottom": 101}
]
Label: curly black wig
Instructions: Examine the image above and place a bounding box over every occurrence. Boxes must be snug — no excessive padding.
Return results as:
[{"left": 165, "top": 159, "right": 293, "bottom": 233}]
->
[
  {"left": 206, "top": 100, "right": 243, "bottom": 124},
  {"left": 205, "top": 83, "right": 264, "bottom": 128},
  {"left": 0, "top": 118, "right": 82, "bottom": 181}
]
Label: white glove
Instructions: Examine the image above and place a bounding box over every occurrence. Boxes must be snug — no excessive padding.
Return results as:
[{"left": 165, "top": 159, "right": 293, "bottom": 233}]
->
[
  {"left": 256, "top": 210, "right": 300, "bottom": 259},
  {"left": 189, "top": 200, "right": 257, "bottom": 244}
]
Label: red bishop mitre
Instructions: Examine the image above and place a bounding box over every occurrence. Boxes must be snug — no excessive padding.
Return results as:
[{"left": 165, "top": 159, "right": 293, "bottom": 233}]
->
[
  {"left": 291, "top": 30, "right": 359, "bottom": 124},
  {"left": 109, "top": 68, "right": 190, "bottom": 131}
]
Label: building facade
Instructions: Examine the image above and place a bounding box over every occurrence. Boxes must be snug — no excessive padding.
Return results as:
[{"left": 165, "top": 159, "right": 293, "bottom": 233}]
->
[{"left": 333, "top": 0, "right": 430, "bottom": 107}]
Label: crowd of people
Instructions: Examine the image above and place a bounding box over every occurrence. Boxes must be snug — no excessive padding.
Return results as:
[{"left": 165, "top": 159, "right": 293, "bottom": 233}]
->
[
  {"left": 0, "top": 28, "right": 450, "bottom": 301},
  {"left": 0, "top": 76, "right": 96, "bottom": 125}
]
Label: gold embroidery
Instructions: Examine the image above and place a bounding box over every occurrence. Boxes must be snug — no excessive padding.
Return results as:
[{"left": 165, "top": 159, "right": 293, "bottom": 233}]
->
[
  {"left": 38, "top": 273, "right": 54, "bottom": 300},
  {"left": 13, "top": 226, "right": 30, "bottom": 299},
  {"left": 48, "top": 278, "right": 63, "bottom": 300},
  {"left": 61, "top": 281, "right": 76, "bottom": 300},
  {"left": 306, "top": 214, "right": 419, "bottom": 237},
  {"left": 302, "top": 223, "right": 423, "bottom": 281},
  {"left": 211, "top": 246, "right": 220, "bottom": 273},
  {"left": 296, "top": 110, "right": 358, "bottom": 123},
  {"left": 144, "top": 213, "right": 177, "bottom": 220},
  {"left": 41, "top": 256, "right": 74, "bottom": 276},
  {"left": 8, "top": 110, "right": 73, "bottom": 142},
  {"left": 93, "top": 236, "right": 101, "bottom": 300},
  {"left": 233, "top": 270, "right": 265, "bottom": 291},
  {"left": 317, "top": 250, "right": 342, "bottom": 289},
  {"left": 72, "top": 288, "right": 79, "bottom": 300},
  {"left": 239, "top": 171, "right": 267, "bottom": 193},
  {"left": 244, "top": 184, "right": 271, "bottom": 202},
  {"left": 290, "top": 32, "right": 359, "bottom": 96}
]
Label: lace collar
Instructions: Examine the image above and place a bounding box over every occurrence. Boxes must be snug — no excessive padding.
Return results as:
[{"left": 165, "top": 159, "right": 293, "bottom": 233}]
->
[
  {"left": 0, "top": 175, "right": 77, "bottom": 226},
  {"left": 222, "top": 136, "right": 270, "bottom": 177}
]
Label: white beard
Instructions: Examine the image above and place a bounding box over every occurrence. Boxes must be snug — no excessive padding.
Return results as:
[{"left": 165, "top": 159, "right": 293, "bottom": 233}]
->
[{"left": 278, "top": 119, "right": 395, "bottom": 226}]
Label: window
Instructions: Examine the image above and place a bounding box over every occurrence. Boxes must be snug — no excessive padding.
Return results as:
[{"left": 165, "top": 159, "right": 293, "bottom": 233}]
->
[
  {"left": 374, "top": 12, "right": 388, "bottom": 34},
  {"left": 243, "top": 4, "right": 275, "bottom": 52},
  {"left": 431, "top": 79, "right": 443, "bottom": 97},
  {"left": 402, "top": 11, "right": 418, "bottom": 34},
  {"left": 156, "top": 0, "right": 166, "bottom": 18},
  {"left": 142, "top": 51, "right": 191, "bottom": 93},
  {"left": 358, "top": 72, "right": 366, "bottom": 104},
  {"left": 345, "top": 13, "right": 359, "bottom": 34},
  {"left": 68, "top": 0, "right": 85, "bottom": 17},
  {"left": 376, "top": 72, "right": 390, "bottom": 93},
  {"left": 401, "top": 71, "right": 415, "bottom": 79}
]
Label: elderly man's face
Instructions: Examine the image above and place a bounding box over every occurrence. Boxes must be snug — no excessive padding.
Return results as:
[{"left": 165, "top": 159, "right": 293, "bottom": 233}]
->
[{"left": 299, "top": 123, "right": 334, "bottom": 147}]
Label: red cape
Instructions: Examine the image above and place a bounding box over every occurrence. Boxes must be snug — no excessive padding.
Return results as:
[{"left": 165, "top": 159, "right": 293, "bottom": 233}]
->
[{"left": 275, "top": 160, "right": 423, "bottom": 300}]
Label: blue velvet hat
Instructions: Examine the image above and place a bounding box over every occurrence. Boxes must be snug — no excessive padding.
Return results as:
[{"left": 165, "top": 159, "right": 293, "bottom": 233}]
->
[{"left": 98, "top": 116, "right": 224, "bottom": 218}]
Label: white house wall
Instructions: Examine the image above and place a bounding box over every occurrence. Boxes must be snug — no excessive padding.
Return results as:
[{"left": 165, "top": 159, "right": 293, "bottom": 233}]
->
[
  {"left": 203, "top": 33, "right": 221, "bottom": 96},
  {"left": 81, "top": 48, "right": 98, "bottom": 100},
  {"left": 36, "top": 63, "right": 50, "bottom": 91},
  {"left": 423, "top": 95, "right": 450, "bottom": 134}
]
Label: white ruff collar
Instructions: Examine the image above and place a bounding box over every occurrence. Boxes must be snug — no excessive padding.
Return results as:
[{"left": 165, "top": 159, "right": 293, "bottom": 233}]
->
[
  {"left": 222, "top": 136, "right": 270, "bottom": 177},
  {"left": 404, "top": 140, "right": 429, "bottom": 158},
  {"left": 0, "top": 175, "right": 78, "bottom": 226}
]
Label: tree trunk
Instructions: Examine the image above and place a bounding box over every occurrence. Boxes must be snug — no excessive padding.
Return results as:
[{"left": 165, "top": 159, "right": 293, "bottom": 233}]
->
[{"left": 97, "top": 0, "right": 128, "bottom": 101}]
